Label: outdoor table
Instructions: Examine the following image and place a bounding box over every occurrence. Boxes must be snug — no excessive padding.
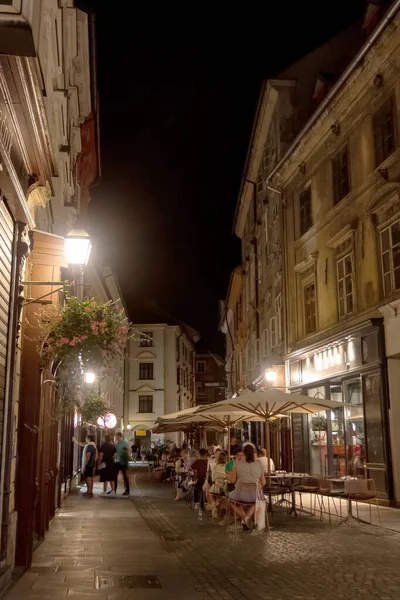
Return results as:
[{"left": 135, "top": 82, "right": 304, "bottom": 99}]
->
[{"left": 265, "top": 474, "right": 306, "bottom": 516}]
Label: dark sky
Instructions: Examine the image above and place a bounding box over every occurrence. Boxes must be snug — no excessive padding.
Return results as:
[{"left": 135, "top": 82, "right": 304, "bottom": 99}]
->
[{"left": 86, "top": 1, "right": 367, "bottom": 352}]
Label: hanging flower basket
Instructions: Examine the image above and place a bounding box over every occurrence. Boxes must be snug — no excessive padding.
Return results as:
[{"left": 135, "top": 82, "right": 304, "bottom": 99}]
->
[{"left": 35, "top": 295, "right": 131, "bottom": 405}]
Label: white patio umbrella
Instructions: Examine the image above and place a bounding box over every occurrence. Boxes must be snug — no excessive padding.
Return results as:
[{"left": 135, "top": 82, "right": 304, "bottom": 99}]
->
[{"left": 193, "top": 389, "right": 344, "bottom": 481}]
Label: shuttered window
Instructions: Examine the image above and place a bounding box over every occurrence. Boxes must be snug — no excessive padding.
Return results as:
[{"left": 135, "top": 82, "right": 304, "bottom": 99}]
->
[{"left": 0, "top": 199, "right": 15, "bottom": 451}]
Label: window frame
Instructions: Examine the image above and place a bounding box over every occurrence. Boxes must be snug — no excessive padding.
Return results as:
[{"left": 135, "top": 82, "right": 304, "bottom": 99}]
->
[
  {"left": 270, "top": 316, "right": 277, "bottom": 349},
  {"left": 373, "top": 96, "right": 396, "bottom": 167},
  {"left": 139, "top": 362, "right": 154, "bottom": 380},
  {"left": 303, "top": 280, "right": 317, "bottom": 335},
  {"left": 196, "top": 382, "right": 205, "bottom": 397},
  {"left": 336, "top": 251, "right": 355, "bottom": 318},
  {"left": 196, "top": 360, "right": 206, "bottom": 373},
  {"left": 332, "top": 145, "right": 350, "bottom": 205},
  {"left": 140, "top": 332, "right": 153, "bottom": 347},
  {"left": 299, "top": 187, "right": 312, "bottom": 237},
  {"left": 275, "top": 293, "right": 282, "bottom": 342},
  {"left": 380, "top": 218, "right": 400, "bottom": 297},
  {"left": 138, "top": 395, "right": 153, "bottom": 413}
]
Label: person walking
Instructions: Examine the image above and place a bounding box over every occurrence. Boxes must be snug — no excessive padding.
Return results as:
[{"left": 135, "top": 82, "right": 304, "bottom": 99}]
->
[
  {"left": 140, "top": 445, "right": 147, "bottom": 463},
  {"left": 114, "top": 432, "right": 130, "bottom": 496},
  {"left": 98, "top": 434, "right": 117, "bottom": 497},
  {"left": 73, "top": 434, "right": 98, "bottom": 498},
  {"left": 131, "top": 442, "right": 138, "bottom": 463}
]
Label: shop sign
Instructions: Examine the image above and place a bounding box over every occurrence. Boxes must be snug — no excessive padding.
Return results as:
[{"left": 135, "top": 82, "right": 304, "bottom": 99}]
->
[{"left": 135, "top": 430, "right": 147, "bottom": 437}]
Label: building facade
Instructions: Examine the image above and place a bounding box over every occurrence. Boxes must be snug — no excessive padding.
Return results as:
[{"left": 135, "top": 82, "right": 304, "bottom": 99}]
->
[
  {"left": 194, "top": 351, "right": 226, "bottom": 406},
  {"left": 267, "top": 2, "right": 400, "bottom": 503},
  {"left": 127, "top": 323, "right": 195, "bottom": 446},
  {"left": 220, "top": 267, "right": 242, "bottom": 398},
  {"left": 0, "top": 0, "right": 119, "bottom": 577},
  {"left": 229, "top": 18, "right": 370, "bottom": 453}
]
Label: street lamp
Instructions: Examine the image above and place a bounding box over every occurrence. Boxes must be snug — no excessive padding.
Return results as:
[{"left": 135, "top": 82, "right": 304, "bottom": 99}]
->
[
  {"left": 64, "top": 226, "right": 92, "bottom": 267},
  {"left": 265, "top": 370, "right": 277, "bottom": 383},
  {"left": 84, "top": 372, "right": 96, "bottom": 384}
]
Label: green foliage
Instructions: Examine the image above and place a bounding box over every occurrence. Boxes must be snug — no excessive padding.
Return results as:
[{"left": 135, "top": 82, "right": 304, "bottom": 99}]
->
[
  {"left": 311, "top": 415, "right": 327, "bottom": 431},
  {"left": 77, "top": 393, "right": 110, "bottom": 425}
]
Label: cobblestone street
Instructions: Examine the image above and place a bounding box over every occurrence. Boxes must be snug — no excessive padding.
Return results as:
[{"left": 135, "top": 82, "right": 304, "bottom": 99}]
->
[{"left": 5, "top": 466, "right": 400, "bottom": 600}]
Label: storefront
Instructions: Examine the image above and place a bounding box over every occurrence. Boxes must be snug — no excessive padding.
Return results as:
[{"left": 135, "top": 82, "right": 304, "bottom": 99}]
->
[{"left": 286, "top": 319, "right": 392, "bottom": 501}]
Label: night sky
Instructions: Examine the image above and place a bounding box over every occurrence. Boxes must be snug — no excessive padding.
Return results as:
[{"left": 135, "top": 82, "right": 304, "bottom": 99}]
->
[{"left": 85, "top": 1, "right": 367, "bottom": 352}]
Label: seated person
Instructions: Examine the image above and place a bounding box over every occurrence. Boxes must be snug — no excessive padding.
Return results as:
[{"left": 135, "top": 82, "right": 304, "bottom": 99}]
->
[
  {"left": 257, "top": 448, "right": 275, "bottom": 475},
  {"left": 220, "top": 443, "right": 265, "bottom": 529}
]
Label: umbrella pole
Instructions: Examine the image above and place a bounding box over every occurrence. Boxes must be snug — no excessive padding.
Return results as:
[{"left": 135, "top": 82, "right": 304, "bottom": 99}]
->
[
  {"left": 266, "top": 418, "right": 271, "bottom": 487},
  {"left": 227, "top": 427, "right": 231, "bottom": 457}
]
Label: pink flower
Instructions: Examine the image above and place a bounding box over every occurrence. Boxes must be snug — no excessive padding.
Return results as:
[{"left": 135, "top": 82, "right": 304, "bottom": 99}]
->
[
  {"left": 81, "top": 335, "right": 88, "bottom": 341},
  {"left": 84, "top": 307, "right": 91, "bottom": 313},
  {"left": 90, "top": 322, "right": 98, "bottom": 331},
  {"left": 69, "top": 340, "right": 76, "bottom": 346},
  {"left": 60, "top": 337, "right": 70, "bottom": 346},
  {"left": 103, "top": 340, "right": 107, "bottom": 345},
  {"left": 100, "top": 350, "right": 107, "bottom": 358}
]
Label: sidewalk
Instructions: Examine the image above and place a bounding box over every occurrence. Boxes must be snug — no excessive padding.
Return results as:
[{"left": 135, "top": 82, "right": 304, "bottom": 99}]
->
[
  {"left": 5, "top": 466, "right": 400, "bottom": 600},
  {"left": 4, "top": 477, "right": 203, "bottom": 600}
]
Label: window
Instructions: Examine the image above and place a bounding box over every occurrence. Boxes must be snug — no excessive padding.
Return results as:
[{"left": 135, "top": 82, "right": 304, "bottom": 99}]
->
[
  {"left": 256, "top": 339, "right": 261, "bottom": 364},
  {"left": 304, "top": 283, "right": 317, "bottom": 334},
  {"left": 381, "top": 220, "right": 400, "bottom": 296},
  {"left": 139, "top": 395, "right": 153, "bottom": 413},
  {"left": 196, "top": 382, "right": 205, "bottom": 396},
  {"left": 373, "top": 97, "right": 395, "bottom": 166},
  {"left": 332, "top": 147, "right": 349, "bottom": 204},
  {"left": 263, "top": 328, "right": 269, "bottom": 356},
  {"left": 256, "top": 169, "right": 264, "bottom": 195},
  {"left": 275, "top": 293, "right": 282, "bottom": 342},
  {"left": 270, "top": 316, "right": 277, "bottom": 349},
  {"left": 139, "top": 362, "right": 153, "bottom": 380},
  {"left": 196, "top": 360, "right": 206, "bottom": 373},
  {"left": 299, "top": 188, "right": 312, "bottom": 236},
  {"left": 337, "top": 253, "right": 354, "bottom": 317},
  {"left": 140, "top": 332, "right": 153, "bottom": 347}
]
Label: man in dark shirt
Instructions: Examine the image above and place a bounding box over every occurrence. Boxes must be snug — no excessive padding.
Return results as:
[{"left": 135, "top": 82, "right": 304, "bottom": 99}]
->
[{"left": 191, "top": 448, "right": 209, "bottom": 508}]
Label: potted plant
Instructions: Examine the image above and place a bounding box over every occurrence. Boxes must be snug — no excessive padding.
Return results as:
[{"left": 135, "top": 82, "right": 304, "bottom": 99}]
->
[{"left": 311, "top": 415, "right": 327, "bottom": 443}]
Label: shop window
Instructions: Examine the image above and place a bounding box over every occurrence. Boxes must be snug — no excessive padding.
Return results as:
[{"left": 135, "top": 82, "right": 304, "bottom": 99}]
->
[
  {"left": 373, "top": 97, "right": 395, "bottom": 167},
  {"left": 196, "top": 360, "right": 206, "bottom": 373},
  {"left": 139, "top": 362, "right": 153, "bottom": 380},
  {"left": 337, "top": 253, "right": 354, "bottom": 317},
  {"left": 140, "top": 332, "right": 153, "bottom": 347},
  {"left": 299, "top": 187, "right": 312, "bottom": 236},
  {"left": 381, "top": 220, "right": 400, "bottom": 296},
  {"left": 304, "top": 282, "right": 317, "bottom": 334},
  {"left": 332, "top": 146, "right": 350, "bottom": 205},
  {"left": 139, "top": 395, "right": 153, "bottom": 413}
]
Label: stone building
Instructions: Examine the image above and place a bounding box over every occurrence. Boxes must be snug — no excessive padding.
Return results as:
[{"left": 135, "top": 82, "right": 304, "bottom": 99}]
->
[
  {"left": 0, "top": 0, "right": 125, "bottom": 578},
  {"left": 127, "top": 323, "right": 197, "bottom": 446},
  {"left": 230, "top": 15, "right": 370, "bottom": 450},
  {"left": 220, "top": 267, "right": 242, "bottom": 398},
  {"left": 266, "top": 1, "right": 400, "bottom": 503},
  {"left": 194, "top": 351, "right": 226, "bottom": 406}
]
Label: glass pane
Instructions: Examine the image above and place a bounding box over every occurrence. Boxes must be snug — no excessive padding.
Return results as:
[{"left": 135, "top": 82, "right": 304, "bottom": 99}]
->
[
  {"left": 384, "top": 272, "right": 392, "bottom": 296},
  {"left": 363, "top": 372, "right": 385, "bottom": 464},
  {"left": 391, "top": 222, "right": 400, "bottom": 246},
  {"left": 382, "top": 229, "right": 390, "bottom": 252},
  {"left": 393, "top": 246, "right": 400, "bottom": 268},
  {"left": 394, "top": 267, "right": 400, "bottom": 291},
  {"left": 338, "top": 279, "right": 344, "bottom": 299},
  {"left": 344, "top": 255, "right": 352, "bottom": 275},
  {"left": 339, "top": 298, "right": 345, "bottom": 317},
  {"left": 344, "top": 379, "right": 366, "bottom": 478},
  {"left": 338, "top": 260, "right": 344, "bottom": 279},
  {"left": 345, "top": 276, "right": 352, "bottom": 295},
  {"left": 382, "top": 251, "right": 391, "bottom": 274},
  {"left": 330, "top": 385, "right": 345, "bottom": 477},
  {"left": 346, "top": 294, "right": 353, "bottom": 313},
  {"left": 308, "top": 387, "right": 326, "bottom": 476}
]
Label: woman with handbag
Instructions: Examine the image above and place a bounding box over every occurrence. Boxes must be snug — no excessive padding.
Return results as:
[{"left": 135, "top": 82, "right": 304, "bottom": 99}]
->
[{"left": 98, "top": 434, "right": 117, "bottom": 497}]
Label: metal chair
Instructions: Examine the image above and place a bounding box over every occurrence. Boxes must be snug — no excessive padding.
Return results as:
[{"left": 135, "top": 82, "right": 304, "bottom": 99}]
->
[{"left": 345, "top": 478, "right": 382, "bottom": 527}]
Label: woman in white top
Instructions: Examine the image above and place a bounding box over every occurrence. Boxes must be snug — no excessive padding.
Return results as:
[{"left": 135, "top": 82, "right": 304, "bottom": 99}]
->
[
  {"left": 221, "top": 443, "right": 265, "bottom": 529},
  {"left": 257, "top": 448, "right": 275, "bottom": 475}
]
